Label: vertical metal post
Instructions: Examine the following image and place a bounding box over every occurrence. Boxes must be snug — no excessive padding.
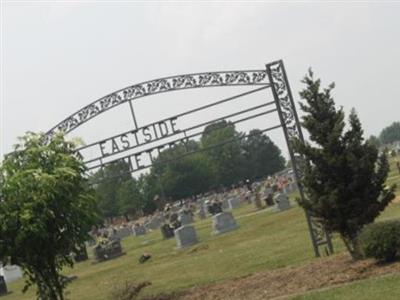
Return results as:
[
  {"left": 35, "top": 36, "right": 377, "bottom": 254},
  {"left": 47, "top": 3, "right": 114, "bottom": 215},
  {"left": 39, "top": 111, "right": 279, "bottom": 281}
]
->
[
  {"left": 128, "top": 100, "right": 138, "bottom": 129},
  {"left": 266, "top": 60, "right": 333, "bottom": 257}
]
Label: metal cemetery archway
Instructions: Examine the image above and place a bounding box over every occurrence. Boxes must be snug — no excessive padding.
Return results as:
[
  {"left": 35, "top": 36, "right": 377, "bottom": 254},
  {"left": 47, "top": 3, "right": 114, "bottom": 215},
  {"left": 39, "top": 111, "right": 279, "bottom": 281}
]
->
[{"left": 46, "top": 60, "right": 333, "bottom": 257}]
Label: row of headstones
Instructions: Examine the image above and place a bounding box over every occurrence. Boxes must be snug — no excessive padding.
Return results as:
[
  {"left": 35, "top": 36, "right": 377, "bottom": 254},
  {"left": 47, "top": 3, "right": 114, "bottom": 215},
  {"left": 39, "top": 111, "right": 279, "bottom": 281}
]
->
[
  {"left": 253, "top": 191, "right": 292, "bottom": 212},
  {"left": 163, "top": 211, "right": 238, "bottom": 248},
  {"left": 91, "top": 190, "right": 292, "bottom": 261}
]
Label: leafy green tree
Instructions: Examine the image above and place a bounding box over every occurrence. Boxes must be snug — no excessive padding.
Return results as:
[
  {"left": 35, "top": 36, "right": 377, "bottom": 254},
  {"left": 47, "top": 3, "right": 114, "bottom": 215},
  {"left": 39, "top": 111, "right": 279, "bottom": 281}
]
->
[
  {"left": 161, "top": 153, "right": 214, "bottom": 199},
  {"left": 201, "top": 121, "right": 245, "bottom": 187},
  {"left": 151, "top": 140, "right": 199, "bottom": 177},
  {"left": 91, "top": 160, "right": 131, "bottom": 220},
  {"left": 136, "top": 173, "right": 159, "bottom": 214},
  {"left": 242, "top": 129, "right": 286, "bottom": 180},
  {"left": 0, "top": 132, "right": 97, "bottom": 300},
  {"left": 117, "top": 178, "right": 145, "bottom": 220},
  {"left": 150, "top": 143, "right": 214, "bottom": 200},
  {"left": 379, "top": 122, "right": 400, "bottom": 145},
  {"left": 294, "top": 70, "right": 396, "bottom": 260}
]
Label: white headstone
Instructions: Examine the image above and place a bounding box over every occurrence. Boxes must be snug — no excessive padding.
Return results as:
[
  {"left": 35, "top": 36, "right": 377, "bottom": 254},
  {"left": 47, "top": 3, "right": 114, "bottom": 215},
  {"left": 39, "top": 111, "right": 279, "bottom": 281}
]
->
[
  {"left": 174, "top": 225, "right": 198, "bottom": 248},
  {"left": 0, "top": 265, "right": 22, "bottom": 283},
  {"left": 228, "top": 197, "right": 241, "bottom": 209},
  {"left": 197, "top": 205, "right": 207, "bottom": 219},
  {"left": 212, "top": 212, "right": 238, "bottom": 235},
  {"left": 274, "top": 193, "right": 291, "bottom": 211}
]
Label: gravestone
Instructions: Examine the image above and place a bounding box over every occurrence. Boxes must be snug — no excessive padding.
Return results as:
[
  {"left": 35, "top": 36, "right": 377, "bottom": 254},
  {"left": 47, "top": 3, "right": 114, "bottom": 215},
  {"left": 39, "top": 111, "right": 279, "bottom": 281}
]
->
[
  {"left": 221, "top": 199, "right": 229, "bottom": 210},
  {"left": 288, "top": 182, "right": 298, "bottom": 193},
  {"left": 274, "top": 193, "right": 291, "bottom": 211},
  {"left": 228, "top": 197, "right": 241, "bottom": 209},
  {"left": 132, "top": 224, "right": 146, "bottom": 236},
  {"left": 0, "top": 276, "right": 7, "bottom": 296},
  {"left": 207, "top": 201, "right": 223, "bottom": 215},
  {"left": 160, "top": 224, "right": 175, "bottom": 239},
  {"left": 178, "top": 210, "right": 194, "bottom": 225},
  {"left": 144, "top": 222, "right": 151, "bottom": 231},
  {"left": 197, "top": 205, "right": 207, "bottom": 220},
  {"left": 116, "top": 227, "right": 132, "bottom": 239},
  {"left": 0, "top": 265, "right": 22, "bottom": 283},
  {"left": 85, "top": 237, "right": 96, "bottom": 247},
  {"left": 175, "top": 225, "right": 198, "bottom": 248},
  {"left": 93, "top": 240, "right": 125, "bottom": 263},
  {"left": 263, "top": 187, "right": 274, "bottom": 206},
  {"left": 253, "top": 193, "right": 263, "bottom": 210},
  {"left": 147, "top": 215, "right": 164, "bottom": 230},
  {"left": 73, "top": 245, "right": 88, "bottom": 263},
  {"left": 263, "top": 187, "right": 273, "bottom": 198},
  {"left": 212, "top": 212, "right": 238, "bottom": 235}
]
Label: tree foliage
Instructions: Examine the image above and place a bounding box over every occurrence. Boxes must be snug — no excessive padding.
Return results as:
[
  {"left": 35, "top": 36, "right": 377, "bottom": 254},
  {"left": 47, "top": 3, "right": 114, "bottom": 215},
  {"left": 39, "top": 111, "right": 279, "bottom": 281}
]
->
[
  {"left": 201, "top": 120, "right": 245, "bottom": 187},
  {"left": 379, "top": 122, "right": 400, "bottom": 145},
  {"left": 294, "top": 70, "right": 396, "bottom": 259},
  {"left": 90, "top": 160, "right": 132, "bottom": 220},
  {"left": 90, "top": 120, "right": 286, "bottom": 217},
  {"left": 150, "top": 143, "right": 213, "bottom": 199},
  {"left": 366, "top": 135, "right": 381, "bottom": 149},
  {"left": 0, "top": 133, "right": 97, "bottom": 300},
  {"left": 242, "top": 129, "right": 286, "bottom": 181}
]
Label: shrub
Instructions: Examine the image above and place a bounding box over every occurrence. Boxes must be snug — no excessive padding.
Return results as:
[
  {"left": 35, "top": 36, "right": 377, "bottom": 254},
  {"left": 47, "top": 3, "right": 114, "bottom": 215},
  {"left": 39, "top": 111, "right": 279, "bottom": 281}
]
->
[{"left": 360, "top": 220, "right": 400, "bottom": 262}]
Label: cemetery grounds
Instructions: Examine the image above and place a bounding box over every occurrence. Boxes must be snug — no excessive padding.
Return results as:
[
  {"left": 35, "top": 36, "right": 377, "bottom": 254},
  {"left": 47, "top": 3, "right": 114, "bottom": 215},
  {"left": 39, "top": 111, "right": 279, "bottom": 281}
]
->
[{"left": 3, "top": 157, "right": 400, "bottom": 300}]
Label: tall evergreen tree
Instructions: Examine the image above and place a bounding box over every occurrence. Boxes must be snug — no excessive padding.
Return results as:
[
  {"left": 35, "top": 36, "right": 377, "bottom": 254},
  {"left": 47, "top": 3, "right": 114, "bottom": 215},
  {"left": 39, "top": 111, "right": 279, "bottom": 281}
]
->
[{"left": 294, "top": 70, "right": 396, "bottom": 259}]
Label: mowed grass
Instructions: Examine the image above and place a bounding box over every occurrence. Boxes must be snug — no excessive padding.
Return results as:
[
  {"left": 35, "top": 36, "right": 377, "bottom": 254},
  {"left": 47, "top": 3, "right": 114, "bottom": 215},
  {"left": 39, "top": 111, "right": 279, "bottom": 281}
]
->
[
  {"left": 3, "top": 156, "right": 400, "bottom": 300},
  {"left": 291, "top": 273, "right": 400, "bottom": 300},
  {"left": 291, "top": 156, "right": 400, "bottom": 300}
]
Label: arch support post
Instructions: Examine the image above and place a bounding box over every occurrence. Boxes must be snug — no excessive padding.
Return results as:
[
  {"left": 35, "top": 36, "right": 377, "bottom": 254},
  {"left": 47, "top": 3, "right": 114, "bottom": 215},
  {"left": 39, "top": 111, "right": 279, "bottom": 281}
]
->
[{"left": 266, "top": 60, "right": 334, "bottom": 257}]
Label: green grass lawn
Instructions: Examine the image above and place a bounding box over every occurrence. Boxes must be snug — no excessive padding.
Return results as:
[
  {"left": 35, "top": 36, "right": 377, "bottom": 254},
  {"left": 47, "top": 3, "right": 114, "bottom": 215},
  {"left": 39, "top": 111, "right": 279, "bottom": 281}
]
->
[
  {"left": 291, "top": 273, "right": 400, "bottom": 300},
  {"left": 3, "top": 156, "right": 400, "bottom": 300}
]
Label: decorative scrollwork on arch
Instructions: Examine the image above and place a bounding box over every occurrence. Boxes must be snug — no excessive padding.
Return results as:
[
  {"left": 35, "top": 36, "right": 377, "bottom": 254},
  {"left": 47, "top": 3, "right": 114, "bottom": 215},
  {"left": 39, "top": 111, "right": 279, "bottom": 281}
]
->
[
  {"left": 45, "top": 70, "right": 269, "bottom": 142},
  {"left": 266, "top": 60, "right": 333, "bottom": 257},
  {"left": 267, "top": 62, "right": 300, "bottom": 150}
]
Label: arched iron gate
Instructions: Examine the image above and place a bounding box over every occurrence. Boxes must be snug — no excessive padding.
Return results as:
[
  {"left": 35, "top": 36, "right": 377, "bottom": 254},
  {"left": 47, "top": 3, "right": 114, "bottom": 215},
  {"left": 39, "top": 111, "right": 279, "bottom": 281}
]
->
[{"left": 46, "top": 59, "right": 333, "bottom": 257}]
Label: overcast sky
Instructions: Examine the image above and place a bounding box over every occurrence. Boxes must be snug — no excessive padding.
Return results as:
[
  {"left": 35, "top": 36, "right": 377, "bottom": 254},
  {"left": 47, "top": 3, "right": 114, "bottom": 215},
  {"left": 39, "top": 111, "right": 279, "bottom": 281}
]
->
[{"left": 2, "top": 1, "right": 400, "bottom": 168}]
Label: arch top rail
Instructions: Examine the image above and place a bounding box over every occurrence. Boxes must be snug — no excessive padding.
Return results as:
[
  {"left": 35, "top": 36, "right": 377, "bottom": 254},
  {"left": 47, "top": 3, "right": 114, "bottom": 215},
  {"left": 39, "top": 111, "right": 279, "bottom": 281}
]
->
[{"left": 45, "top": 69, "right": 270, "bottom": 139}]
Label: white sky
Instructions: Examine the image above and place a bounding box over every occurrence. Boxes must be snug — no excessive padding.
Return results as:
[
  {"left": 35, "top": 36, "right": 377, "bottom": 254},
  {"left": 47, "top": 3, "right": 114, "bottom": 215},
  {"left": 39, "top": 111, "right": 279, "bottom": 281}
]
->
[{"left": 2, "top": 1, "right": 400, "bottom": 168}]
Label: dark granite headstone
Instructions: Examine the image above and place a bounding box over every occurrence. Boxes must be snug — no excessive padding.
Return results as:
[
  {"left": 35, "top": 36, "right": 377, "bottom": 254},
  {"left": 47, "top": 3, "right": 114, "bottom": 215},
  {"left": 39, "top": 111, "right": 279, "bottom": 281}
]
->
[
  {"left": 93, "top": 240, "right": 124, "bottom": 263},
  {"left": 132, "top": 224, "right": 146, "bottom": 236},
  {"left": 0, "top": 276, "right": 7, "bottom": 296},
  {"left": 160, "top": 224, "right": 175, "bottom": 239},
  {"left": 73, "top": 245, "right": 88, "bottom": 263}
]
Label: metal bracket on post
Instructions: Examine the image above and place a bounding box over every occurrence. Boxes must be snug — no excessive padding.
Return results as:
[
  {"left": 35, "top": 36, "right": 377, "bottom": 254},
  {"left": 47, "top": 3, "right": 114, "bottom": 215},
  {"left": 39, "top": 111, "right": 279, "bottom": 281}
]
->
[{"left": 266, "top": 60, "right": 333, "bottom": 257}]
